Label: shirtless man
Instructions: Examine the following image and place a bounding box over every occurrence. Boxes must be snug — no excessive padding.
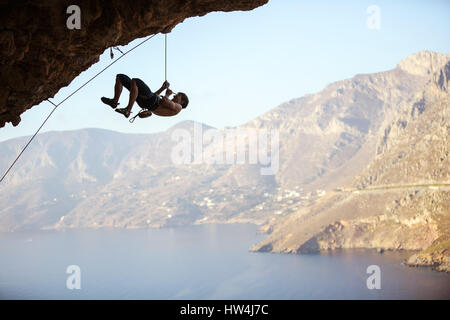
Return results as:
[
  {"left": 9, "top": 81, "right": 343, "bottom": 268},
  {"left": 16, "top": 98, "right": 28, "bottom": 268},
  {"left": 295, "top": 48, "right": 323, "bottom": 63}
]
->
[{"left": 101, "top": 74, "right": 189, "bottom": 119}]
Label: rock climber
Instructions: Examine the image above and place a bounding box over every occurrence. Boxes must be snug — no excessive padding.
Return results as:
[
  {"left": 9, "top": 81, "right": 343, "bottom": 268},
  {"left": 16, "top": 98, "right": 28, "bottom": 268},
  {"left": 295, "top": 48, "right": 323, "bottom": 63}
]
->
[{"left": 101, "top": 74, "right": 189, "bottom": 119}]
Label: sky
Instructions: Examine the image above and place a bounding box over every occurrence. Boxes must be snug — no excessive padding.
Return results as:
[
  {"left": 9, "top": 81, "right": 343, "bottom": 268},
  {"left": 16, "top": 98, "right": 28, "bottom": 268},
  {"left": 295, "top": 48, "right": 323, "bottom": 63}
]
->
[{"left": 1, "top": 0, "right": 450, "bottom": 142}]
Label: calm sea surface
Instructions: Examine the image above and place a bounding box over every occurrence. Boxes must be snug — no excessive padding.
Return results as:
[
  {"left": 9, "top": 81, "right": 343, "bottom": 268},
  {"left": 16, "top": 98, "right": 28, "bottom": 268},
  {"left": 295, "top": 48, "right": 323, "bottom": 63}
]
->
[{"left": 0, "top": 224, "right": 449, "bottom": 299}]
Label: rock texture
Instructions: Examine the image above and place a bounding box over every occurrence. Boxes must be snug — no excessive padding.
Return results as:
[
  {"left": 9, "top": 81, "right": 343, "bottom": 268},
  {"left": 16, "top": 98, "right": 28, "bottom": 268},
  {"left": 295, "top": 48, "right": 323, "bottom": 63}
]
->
[{"left": 0, "top": 0, "right": 268, "bottom": 127}]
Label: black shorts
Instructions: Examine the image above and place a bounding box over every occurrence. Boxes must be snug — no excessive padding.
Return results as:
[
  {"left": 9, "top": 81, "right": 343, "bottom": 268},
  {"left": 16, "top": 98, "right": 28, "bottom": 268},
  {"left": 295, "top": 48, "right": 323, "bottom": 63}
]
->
[{"left": 117, "top": 74, "right": 161, "bottom": 111}]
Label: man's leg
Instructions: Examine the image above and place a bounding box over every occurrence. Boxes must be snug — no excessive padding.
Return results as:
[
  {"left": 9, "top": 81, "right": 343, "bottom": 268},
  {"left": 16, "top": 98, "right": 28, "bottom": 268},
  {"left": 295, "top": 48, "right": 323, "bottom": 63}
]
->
[
  {"left": 133, "top": 78, "right": 159, "bottom": 111},
  {"left": 112, "top": 74, "right": 124, "bottom": 104},
  {"left": 116, "top": 77, "right": 154, "bottom": 118},
  {"left": 115, "top": 75, "right": 137, "bottom": 118},
  {"left": 102, "top": 74, "right": 131, "bottom": 109},
  {"left": 125, "top": 79, "right": 139, "bottom": 113}
]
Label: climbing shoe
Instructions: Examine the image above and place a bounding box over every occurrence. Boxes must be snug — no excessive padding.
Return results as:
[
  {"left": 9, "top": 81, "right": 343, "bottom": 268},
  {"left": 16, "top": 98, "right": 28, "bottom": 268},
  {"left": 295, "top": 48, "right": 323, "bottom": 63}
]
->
[
  {"left": 101, "top": 97, "right": 119, "bottom": 109},
  {"left": 115, "top": 107, "right": 131, "bottom": 118}
]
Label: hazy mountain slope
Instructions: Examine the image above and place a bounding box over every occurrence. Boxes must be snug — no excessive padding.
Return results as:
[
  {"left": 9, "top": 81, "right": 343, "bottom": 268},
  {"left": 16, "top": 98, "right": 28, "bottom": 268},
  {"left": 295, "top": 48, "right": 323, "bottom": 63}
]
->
[
  {"left": 243, "top": 54, "right": 436, "bottom": 191},
  {"left": 252, "top": 55, "right": 450, "bottom": 271},
  {"left": 0, "top": 122, "right": 277, "bottom": 231},
  {"left": 0, "top": 129, "right": 147, "bottom": 230},
  {"left": 0, "top": 50, "right": 448, "bottom": 268}
]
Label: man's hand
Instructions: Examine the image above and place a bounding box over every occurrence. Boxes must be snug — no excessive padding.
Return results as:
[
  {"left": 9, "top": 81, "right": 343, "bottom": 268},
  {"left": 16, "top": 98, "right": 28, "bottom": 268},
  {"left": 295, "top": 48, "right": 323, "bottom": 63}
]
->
[
  {"left": 165, "top": 88, "right": 173, "bottom": 97},
  {"left": 162, "top": 80, "right": 170, "bottom": 90},
  {"left": 156, "top": 81, "right": 170, "bottom": 95}
]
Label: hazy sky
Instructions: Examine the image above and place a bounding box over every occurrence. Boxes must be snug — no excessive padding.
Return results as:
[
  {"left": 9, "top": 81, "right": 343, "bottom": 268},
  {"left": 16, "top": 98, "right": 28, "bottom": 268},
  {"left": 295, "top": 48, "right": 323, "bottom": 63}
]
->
[{"left": 1, "top": 0, "right": 449, "bottom": 142}]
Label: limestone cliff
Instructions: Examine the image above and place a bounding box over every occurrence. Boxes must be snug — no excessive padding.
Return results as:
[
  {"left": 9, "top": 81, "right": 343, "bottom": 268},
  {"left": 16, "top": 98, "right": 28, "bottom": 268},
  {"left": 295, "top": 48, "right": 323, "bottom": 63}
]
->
[{"left": 0, "top": 0, "right": 268, "bottom": 127}]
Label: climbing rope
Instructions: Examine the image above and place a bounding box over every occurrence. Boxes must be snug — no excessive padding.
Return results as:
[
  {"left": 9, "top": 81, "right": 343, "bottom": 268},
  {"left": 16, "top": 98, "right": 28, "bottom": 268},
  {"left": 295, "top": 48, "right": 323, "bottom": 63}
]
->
[
  {"left": 0, "top": 33, "right": 160, "bottom": 184},
  {"left": 165, "top": 33, "right": 168, "bottom": 81}
]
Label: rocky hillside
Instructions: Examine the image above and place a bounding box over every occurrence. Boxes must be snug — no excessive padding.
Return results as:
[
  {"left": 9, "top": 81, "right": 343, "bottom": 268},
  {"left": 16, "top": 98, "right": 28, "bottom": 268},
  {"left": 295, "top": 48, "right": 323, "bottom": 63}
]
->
[
  {"left": 252, "top": 52, "right": 450, "bottom": 272},
  {"left": 0, "top": 123, "right": 278, "bottom": 231},
  {"left": 242, "top": 52, "right": 441, "bottom": 191},
  {"left": 1, "top": 51, "right": 448, "bottom": 271},
  {"left": 0, "top": 0, "right": 268, "bottom": 127}
]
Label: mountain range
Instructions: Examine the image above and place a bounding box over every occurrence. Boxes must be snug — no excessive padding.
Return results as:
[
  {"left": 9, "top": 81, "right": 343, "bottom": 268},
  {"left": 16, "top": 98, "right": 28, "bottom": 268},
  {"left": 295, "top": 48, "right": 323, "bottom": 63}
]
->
[{"left": 1, "top": 50, "right": 448, "bottom": 271}]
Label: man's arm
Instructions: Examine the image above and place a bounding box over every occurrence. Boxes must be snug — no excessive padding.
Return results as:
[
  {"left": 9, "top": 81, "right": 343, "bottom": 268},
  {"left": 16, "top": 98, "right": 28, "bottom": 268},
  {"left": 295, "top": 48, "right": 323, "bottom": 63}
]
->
[
  {"left": 155, "top": 80, "right": 170, "bottom": 95},
  {"left": 160, "top": 96, "right": 182, "bottom": 113},
  {"left": 160, "top": 89, "right": 182, "bottom": 113}
]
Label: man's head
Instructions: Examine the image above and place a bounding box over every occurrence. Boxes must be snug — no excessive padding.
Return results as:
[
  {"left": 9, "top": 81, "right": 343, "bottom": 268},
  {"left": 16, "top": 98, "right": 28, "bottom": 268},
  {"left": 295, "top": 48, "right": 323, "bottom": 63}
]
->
[{"left": 173, "top": 92, "right": 189, "bottom": 109}]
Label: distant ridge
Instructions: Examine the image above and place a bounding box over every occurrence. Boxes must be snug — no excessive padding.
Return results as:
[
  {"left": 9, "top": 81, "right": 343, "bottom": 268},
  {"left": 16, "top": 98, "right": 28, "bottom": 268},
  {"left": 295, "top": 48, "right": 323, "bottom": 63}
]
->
[{"left": 1, "top": 51, "right": 449, "bottom": 271}]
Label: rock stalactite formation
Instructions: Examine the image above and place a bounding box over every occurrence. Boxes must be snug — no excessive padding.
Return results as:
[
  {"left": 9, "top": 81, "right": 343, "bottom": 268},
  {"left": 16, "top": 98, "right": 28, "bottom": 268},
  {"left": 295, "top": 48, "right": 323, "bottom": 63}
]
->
[{"left": 0, "top": 0, "right": 268, "bottom": 127}]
